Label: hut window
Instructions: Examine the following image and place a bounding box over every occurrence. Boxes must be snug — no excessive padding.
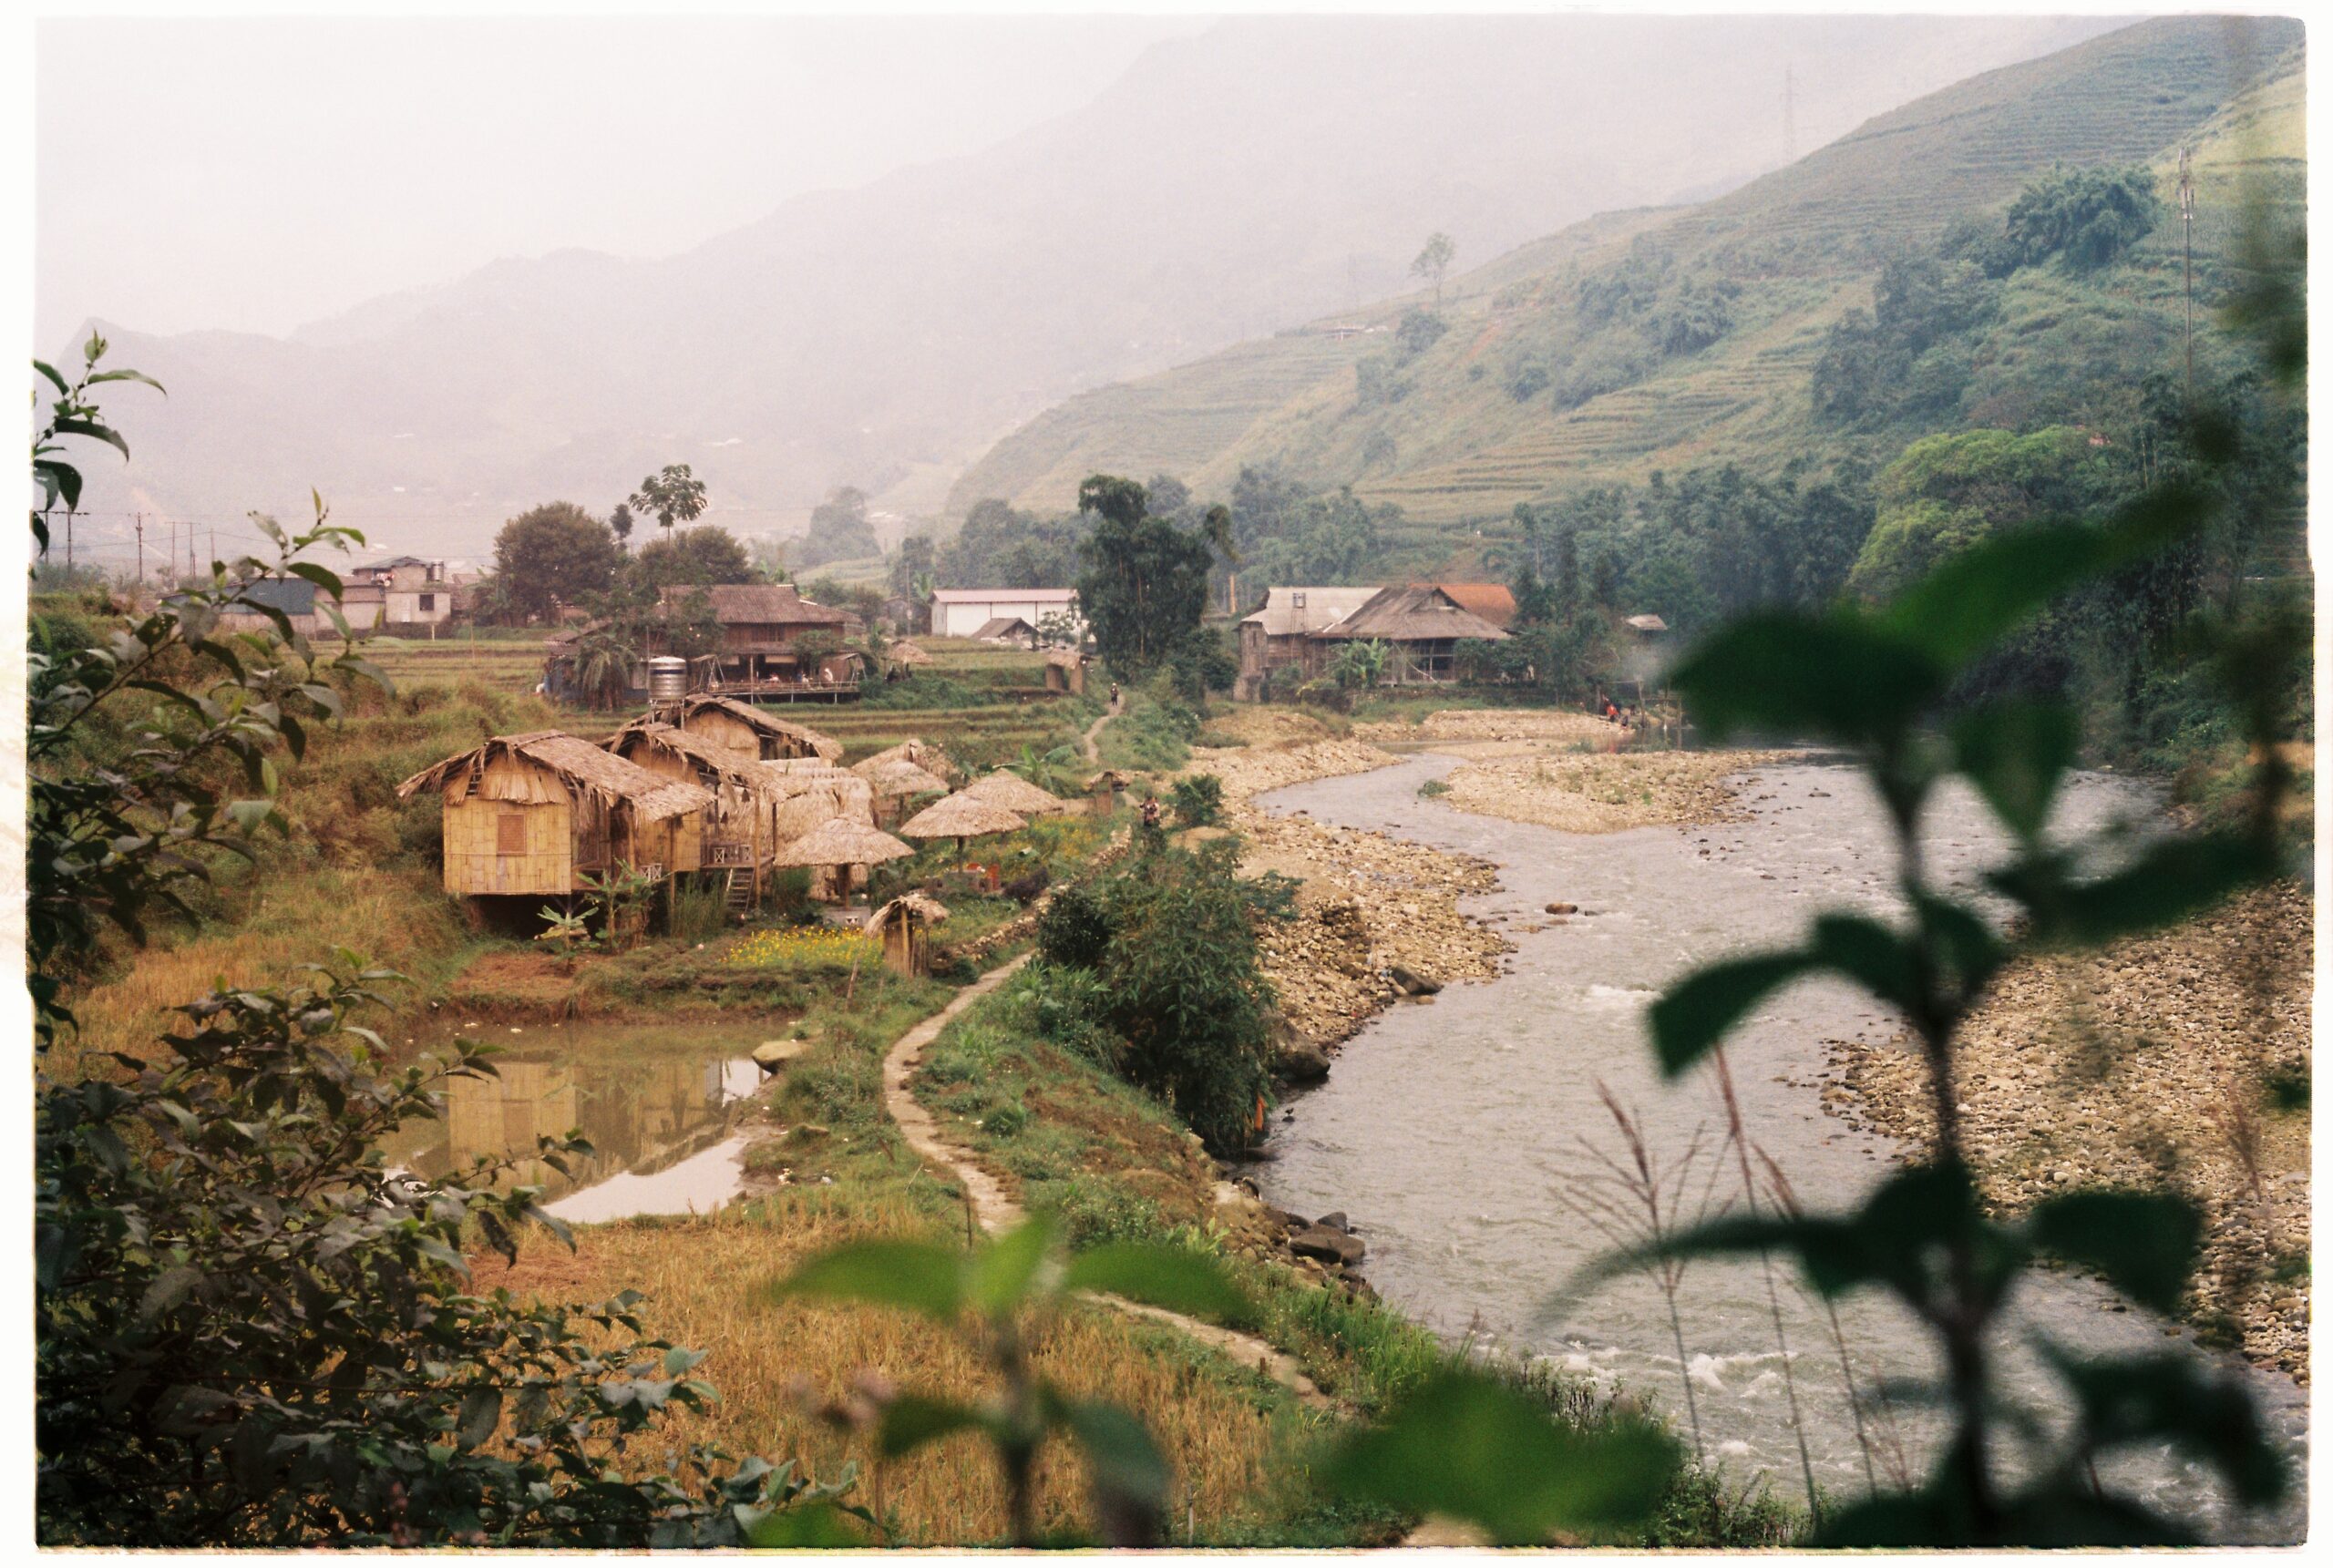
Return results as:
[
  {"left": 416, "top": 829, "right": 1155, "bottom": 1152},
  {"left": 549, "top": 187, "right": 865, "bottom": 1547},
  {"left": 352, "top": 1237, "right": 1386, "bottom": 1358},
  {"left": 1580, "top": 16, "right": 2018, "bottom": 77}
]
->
[{"left": 497, "top": 813, "right": 527, "bottom": 855}]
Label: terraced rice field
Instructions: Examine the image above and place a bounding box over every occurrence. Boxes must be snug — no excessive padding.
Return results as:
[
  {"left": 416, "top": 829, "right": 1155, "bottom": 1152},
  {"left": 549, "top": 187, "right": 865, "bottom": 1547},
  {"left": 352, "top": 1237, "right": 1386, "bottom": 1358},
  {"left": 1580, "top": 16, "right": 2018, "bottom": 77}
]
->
[{"left": 350, "top": 637, "right": 551, "bottom": 695}]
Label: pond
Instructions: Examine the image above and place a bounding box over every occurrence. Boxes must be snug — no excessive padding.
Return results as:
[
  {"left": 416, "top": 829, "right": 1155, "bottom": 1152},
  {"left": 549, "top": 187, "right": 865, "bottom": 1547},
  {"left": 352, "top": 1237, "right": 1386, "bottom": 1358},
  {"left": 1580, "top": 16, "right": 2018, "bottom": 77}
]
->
[{"left": 385, "top": 1017, "right": 766, "bottom": 1222}]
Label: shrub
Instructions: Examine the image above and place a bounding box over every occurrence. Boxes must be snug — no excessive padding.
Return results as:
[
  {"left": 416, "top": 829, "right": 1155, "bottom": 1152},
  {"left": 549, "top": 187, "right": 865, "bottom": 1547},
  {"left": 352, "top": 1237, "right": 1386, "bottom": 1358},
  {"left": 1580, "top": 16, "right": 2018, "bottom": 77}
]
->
[
  {"left": 1036, "top": 884, "right": 1113, "bottom": 969},
  {"left": 1092, "top": 842, "right": 1277, "bottom": 1151},
  {"left": 1169, "top": 774, "right": 1224, "bottom": 827}
]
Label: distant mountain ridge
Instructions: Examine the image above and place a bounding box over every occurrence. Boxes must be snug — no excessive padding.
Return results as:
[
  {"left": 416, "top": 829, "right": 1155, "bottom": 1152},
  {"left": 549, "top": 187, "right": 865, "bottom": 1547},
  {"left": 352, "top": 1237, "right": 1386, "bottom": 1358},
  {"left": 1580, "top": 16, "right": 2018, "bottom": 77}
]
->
[
  {"left": 951, "top": 15, "right": 2302, "bottom": 546},
  {"left": 58, "top": 15, "right": 2112, "bottom": 562}
]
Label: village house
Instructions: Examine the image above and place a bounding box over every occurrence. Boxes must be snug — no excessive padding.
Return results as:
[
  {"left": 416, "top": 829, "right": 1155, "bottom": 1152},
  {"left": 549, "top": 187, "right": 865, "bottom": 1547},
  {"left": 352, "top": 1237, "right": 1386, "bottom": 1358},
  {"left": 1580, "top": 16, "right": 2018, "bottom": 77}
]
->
[
  {"left": 930, "top": 587, "right": 1082, "bottom": 640},
  {"left": 395, "top": 732, "right": 713, "bottom": 906},
  {"left": 1310, "top": 582, "right": 1510, "bottom": 685},
  {"left": 602, "top": 720, "right": 792, "bottom": 912},
  {"left": 663, "top": 692, "right": 843, "bottom": 764},
  {"left": 542, "top": 583, "right": 862, "bottom": 704},
  {"left": 351, "top": 556, "right": 456, "bottom": 630},
  {"left": 971, "top": 616, "right": 1039, "bottom": 649},
  {"left": 196, "top": 576, "right": 328, "bottom": 639},
  {"left": 1234, "top": 586, "right": 1378, "bottom": 699}
]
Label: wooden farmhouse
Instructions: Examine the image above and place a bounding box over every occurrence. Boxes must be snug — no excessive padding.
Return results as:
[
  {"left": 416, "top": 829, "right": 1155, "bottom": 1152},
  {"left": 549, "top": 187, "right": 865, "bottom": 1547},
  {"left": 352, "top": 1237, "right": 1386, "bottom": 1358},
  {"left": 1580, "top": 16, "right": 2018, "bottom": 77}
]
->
[
  {"left": 1233, "top": 586, "right": 1377, "bottom": 699},
  {"left": 396, "top": 732, "right": 713, "bottom": 902},
  {"left": 603, "top": 720, "right": 791, "bottom": 913},
  {"left": 666, "top": 694, "right": 843, "bottom": 765}
]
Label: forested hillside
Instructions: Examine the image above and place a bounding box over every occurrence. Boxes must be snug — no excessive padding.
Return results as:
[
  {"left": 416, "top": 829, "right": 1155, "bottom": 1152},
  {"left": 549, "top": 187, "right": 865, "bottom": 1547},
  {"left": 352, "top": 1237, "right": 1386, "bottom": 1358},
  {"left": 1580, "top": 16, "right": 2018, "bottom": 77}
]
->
[{"left": 951, "top": 16, "right": 2304, "bottom": 558}]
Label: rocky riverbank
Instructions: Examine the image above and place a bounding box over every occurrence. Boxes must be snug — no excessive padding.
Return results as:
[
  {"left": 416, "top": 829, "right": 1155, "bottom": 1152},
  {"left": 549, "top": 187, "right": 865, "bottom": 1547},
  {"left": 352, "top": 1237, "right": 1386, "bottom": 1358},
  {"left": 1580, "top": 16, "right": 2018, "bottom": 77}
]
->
[
  {"left": 1823, "top": 880, "right": 2312, "bottom": 1383},
  {"left": 1189, "top": 739, "right": 1510, "bottom": 1050},
  {"left": 1440, "top": 744, "right": 1802, "bottom": 835}
]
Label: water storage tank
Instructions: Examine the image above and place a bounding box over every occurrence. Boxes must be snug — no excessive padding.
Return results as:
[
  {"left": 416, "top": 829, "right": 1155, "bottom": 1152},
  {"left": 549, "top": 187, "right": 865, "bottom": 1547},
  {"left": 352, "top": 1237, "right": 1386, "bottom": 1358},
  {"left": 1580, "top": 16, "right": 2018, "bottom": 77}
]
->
[{"left": 646, "top": 656, "right": 689, "bottom": 702}]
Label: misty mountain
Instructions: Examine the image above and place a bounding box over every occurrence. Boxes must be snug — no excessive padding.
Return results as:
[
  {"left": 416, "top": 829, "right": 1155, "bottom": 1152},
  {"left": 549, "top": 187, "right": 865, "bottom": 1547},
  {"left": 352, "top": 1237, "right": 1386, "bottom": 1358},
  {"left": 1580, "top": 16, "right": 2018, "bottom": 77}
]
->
[{"left": 66, "top": 15, "right": 2113, "bottom": 560}]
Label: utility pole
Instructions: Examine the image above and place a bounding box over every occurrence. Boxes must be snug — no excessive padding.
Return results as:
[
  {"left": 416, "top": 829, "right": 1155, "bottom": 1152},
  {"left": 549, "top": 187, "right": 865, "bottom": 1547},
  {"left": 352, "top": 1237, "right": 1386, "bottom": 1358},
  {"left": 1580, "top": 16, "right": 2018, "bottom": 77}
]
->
[
  {"left": 2179, "top": 146, "right": 2196, "bottom": 394},
  {"left": 134, "top": 512, "right": 146, "bottom": 589}
]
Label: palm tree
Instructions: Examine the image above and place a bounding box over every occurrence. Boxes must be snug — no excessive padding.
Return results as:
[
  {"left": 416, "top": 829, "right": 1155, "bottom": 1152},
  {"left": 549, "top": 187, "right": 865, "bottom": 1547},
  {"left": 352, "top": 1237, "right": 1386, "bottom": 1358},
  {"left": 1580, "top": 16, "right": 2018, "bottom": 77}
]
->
[{"left": 570, "top": 626, "right": 639, "bottom": 712}]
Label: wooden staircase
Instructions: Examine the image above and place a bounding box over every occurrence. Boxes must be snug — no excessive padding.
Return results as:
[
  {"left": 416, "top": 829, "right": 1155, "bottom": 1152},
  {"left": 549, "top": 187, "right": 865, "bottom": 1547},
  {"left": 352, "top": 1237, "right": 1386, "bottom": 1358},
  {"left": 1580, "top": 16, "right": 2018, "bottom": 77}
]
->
[{"left": 724, "top": 866, "right": 755, "bottom": 920}]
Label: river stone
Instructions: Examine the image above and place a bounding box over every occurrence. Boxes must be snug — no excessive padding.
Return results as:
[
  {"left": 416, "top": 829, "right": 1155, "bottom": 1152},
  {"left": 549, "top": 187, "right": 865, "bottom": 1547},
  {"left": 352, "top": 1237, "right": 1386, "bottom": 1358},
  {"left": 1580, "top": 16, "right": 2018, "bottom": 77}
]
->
[
  {"left": 1277, "top": 1041, "right": 1332, "bottom": 1083},
  {"left": 753, "top": 1039, "right": 808, "bottom": 1072},
  {"left": 1388, "top": 963, "right": 1443, "bottom": 996},
  {"left": 1315, "top": 1210, "right": 1350, "bottom": 1233},
  {"left": 1289, "top": 1225, "right": 1365, "bottom": 1266},
  {"left": 1545, "top": 901, "right": 1578, "bottom": 915}
]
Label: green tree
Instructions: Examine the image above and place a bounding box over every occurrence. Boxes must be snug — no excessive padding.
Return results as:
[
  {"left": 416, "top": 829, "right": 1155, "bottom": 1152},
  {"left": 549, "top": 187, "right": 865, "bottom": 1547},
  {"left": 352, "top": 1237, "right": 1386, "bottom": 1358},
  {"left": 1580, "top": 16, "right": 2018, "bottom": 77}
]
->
[
  {"left": 629, "top": 524, "right": 755, "bottom": 588},
  {"left": 491, "top": 502, "right": 622, "bottom": 622},
  {"left": 1411, "top": 231, "right": 1456, "bottom": 304},
  {"left": 609, "top": 499, "right": 636, "bottom": 546},
  {"left": 889, "top": 533, "right": 937, "bottom": 599},
  {"left": 1997, "top": 163, "right": 2164, "bottom": 273},
  {"left": 797, "top": 486, "right": 879, "bottom": 569},
  {"left": 1073, "top": 476, "right": 1227, "bottom": 674},
  {"left": 627, "top": 463, "right": 708, "bottom": 532},
  {"left": 1849, "top": 427, "right": 2102, "bottom": 599}
]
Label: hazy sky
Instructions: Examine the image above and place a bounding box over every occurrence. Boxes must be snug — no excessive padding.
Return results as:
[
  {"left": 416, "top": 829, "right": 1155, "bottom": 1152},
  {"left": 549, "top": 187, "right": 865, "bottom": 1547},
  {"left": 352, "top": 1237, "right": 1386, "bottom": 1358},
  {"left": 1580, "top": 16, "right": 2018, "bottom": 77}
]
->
[{"left": 36, "top": 15, "right": 1208, "bottom": 348}]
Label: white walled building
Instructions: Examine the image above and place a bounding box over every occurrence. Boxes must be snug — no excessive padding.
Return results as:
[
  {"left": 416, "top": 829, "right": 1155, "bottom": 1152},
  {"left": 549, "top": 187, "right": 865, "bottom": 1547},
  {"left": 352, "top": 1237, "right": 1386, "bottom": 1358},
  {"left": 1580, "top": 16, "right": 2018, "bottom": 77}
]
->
[{"left": 930, "top": 587, "right": 1083, "bottom": 641}]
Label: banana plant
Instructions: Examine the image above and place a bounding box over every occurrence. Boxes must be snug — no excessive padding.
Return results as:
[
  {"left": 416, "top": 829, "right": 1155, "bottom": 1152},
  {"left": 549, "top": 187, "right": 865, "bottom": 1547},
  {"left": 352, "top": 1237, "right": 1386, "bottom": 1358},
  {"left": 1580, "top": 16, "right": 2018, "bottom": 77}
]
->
[{"left": 770, "top": 1215, "right": 1246, "bottom": 1546}]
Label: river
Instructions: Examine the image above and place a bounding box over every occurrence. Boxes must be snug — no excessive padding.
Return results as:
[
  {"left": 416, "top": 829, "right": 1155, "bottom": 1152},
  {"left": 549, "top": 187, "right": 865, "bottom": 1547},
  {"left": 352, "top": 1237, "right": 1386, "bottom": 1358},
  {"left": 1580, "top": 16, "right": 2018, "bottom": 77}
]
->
[{"left": 1250, "top": 752, "right": 2307, "bottom": 1542}]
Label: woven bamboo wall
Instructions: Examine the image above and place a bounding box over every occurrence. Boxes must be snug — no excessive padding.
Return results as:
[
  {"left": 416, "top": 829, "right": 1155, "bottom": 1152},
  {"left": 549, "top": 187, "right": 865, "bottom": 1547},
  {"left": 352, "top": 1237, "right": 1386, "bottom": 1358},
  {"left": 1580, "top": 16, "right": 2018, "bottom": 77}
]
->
[
  {"left": 443, "top": 795, "right": 570, "bottom": 896},
  {"left": 678, "top": 709, "right": 761, "bottom": 762}
]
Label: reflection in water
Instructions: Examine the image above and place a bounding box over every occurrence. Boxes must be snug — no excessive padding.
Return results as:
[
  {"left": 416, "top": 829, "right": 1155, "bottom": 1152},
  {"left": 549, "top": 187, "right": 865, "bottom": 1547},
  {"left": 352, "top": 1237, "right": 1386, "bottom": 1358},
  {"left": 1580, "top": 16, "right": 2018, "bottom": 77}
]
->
[
  {"left": 1253, "top": 755, "right": 2306, "bottom": 1543},
  {"left": 390, "top": 1021, "right": 761, "bottom": 1214}
]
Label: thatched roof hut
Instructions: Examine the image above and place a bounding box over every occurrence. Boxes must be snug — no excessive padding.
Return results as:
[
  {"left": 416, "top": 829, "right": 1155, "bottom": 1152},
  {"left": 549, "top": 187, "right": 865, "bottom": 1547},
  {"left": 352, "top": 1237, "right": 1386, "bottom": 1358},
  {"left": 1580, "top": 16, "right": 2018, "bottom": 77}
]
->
[
  {"left": 884, "top": 640, "right": 934, "bottom": 668},
  {"left": 858, "top": 738, "right": 961, "bottom": 786},
  {"left": 396, "top": 732, "right": 713, "bottom": 897},
  {"left": 774, "top": 815, "right": 913, "bottom": 906},
  {"left": 853, "top": 756, "right": 951, "bottom": 798},
  {"left": 963, "top": 769, "right": 1075, "bottom": 816},
  {"left": 667, "top": 693, "right": 843, "bottom": 763},
  {"left": 865, "top": 891, "right": 951, "bottom": 976}
]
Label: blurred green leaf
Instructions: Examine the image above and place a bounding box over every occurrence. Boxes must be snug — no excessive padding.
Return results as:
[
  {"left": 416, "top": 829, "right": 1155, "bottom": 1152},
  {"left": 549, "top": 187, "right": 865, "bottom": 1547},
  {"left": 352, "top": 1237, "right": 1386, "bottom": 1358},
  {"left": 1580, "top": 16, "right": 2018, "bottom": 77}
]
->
[
  {"left": 1327, "top": 1368, "right": 1679, "bottom": 1543},
  {"left": 1649, "top": 951, "right": 1811, "bottom": 1078},
  {"left": 877, "top": 1394, "right": 987, "bottom": 1460},
  {"left": 1063, "top": 1245, "right": 1249, "bottom": 1322},
  {"left": 770, "top": 1241, "right": 963, "bottom": 1323},
  {"left": 1993, "top": 834, "right": 2276, "bottom": 949},
  {"left": 1879, "top": 487, "right": 2198, "bottom": 670},
  {"left": 1055, "top": 1398, "right": 1169, "bottom": 1544},
  {"left": 967, "top": 1215, "right": 1055, "bottom": 1318},
  {"left": 2025, "top": 1190, "right": 2198, "bottom": 1316},
  {"left": 1669, "top": 611, "right": 1942, "bottom": 746},
  {"left": 2042, "top": 1346, "right": 2287, "bottom": 1509},
  {"left": 1952, "top": 699, "right": 2079, "bottom": 839},
  {"left": 1806, "top": 913, "right": 1923, "bottom": 1015}
]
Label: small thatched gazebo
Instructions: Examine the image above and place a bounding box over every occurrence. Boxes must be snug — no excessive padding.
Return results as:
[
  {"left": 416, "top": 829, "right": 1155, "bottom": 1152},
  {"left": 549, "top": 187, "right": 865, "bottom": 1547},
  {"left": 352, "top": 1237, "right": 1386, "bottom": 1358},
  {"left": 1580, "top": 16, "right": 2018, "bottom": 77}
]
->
[
  {"left": 899, "top": 792, "right": 1026, "bottom": 873},
  {"left": 963, "top": 769, "right": 1076, "bottom": 817},
  {"left": 854, "top": 758, "right": 951, "bottom": 826},
  {"left": 884, "top": 641, "right": 934, "bottom": 672},
  {"left": 773, "top": 815, "right": 913, "bottom": 907},
  {"left": 865, "top": 892, "right": 950, "bottom": 977}
]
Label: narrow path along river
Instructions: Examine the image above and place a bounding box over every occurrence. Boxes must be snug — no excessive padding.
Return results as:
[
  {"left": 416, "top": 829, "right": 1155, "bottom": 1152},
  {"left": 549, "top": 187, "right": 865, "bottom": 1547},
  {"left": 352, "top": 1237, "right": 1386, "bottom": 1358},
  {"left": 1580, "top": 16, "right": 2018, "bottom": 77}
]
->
[{"left": 1250, "top": 752, "right": 2306, "bottom": 1542}]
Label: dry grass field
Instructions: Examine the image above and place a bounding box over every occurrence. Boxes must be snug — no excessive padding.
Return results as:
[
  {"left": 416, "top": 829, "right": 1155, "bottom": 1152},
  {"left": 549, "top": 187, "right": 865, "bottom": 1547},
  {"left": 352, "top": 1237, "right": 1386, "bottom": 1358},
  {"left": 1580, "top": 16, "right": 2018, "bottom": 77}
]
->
[{"left": 477, "top": 1199, "right": 1320, "bottom": 1546}]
